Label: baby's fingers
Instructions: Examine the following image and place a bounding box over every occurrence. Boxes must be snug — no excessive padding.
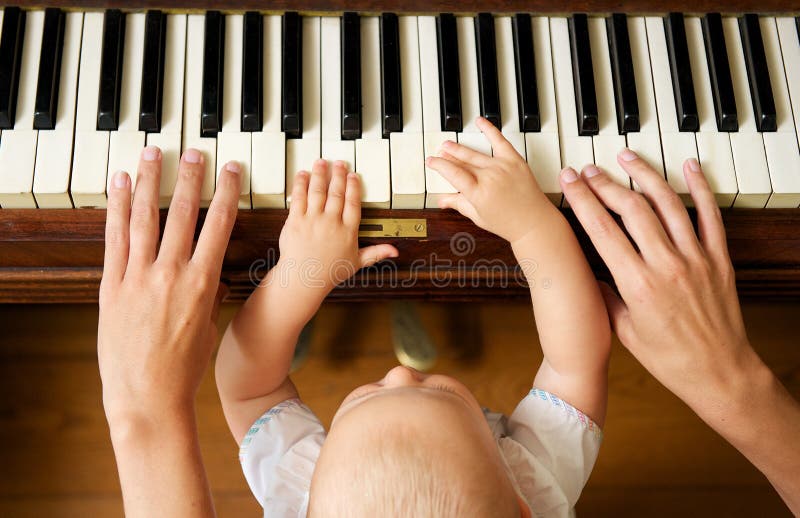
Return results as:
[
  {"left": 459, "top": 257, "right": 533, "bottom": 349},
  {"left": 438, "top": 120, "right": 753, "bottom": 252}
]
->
[
  {"left": 342, "top": 172, "right": 362, "bottom": 228},
  {"left": 425, "top": 156, "right": 477, "bottom": 195},
  {"left": 476, "top": 116, "right": 517, "bottom": 159},
  {"left": 358, "top": 244, "right": 399, "bottom": 268},
  {"left": 438, "top": 193, "right": 480, "bottom": 223},
  {"left": 440, "top": 140, "right": 492, "bottom": 168}
]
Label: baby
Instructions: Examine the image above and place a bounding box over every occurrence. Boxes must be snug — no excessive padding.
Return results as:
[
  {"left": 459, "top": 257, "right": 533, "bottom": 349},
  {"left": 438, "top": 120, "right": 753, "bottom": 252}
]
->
[{"left": 215, "top": 117, "right": 611, "bottom": 517}]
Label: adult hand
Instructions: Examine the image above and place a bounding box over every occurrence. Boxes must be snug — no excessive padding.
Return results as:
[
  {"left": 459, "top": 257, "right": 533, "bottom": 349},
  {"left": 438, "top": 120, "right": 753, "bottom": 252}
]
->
[
  {"left": 559, "top": 150, "right": 800, "bottom": 513},
  {"left": 98, "top": 146, "right": 242, "bottom": 517}
]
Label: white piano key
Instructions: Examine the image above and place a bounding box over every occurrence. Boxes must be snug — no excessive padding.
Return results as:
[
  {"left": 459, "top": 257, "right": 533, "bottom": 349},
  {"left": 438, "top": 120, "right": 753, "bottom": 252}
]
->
[
  {"left": 419, "top": 16, "right": 456, "bottom": 207},
  {"left": 390, "top": 16, "right": 425, "bottom": 209},
  {"left": 589, "top": 17, "right": 630, "bottom": 187},
  {"left": 147, "top": 14, "right": 186, "bottom": 208},
  {"left": 627, "top": 16, "right": 664, "bottom": 191},
  {"left": 182, "top": 14, "right": 216, "bottom": 207},
  {"left": 778, "top": 17, "right": 800, "bottom": 151},
  {"left": 761, "top": 17, "right": 800, "bottom": 208},
  {"left": 685, "top": 17, "right": 737, "bottom": 207},
  {"left": 0, "top": 10, "right": 43, "bottom": 208},
  {"left": 320, "top": 16, "right": 354, "bottom": 168},
  {"left": 355, "top": 16, "right": 390, "bottom": 208},
  {"left": 494, "top": 16, "right": 525, "bottom": 158},
  {"left": 216, "top": 14, "right": 251, "bottom": 209},
  {"left": 551, "top": 18, "right": 594, "bottom": 175},
  {"left": 723, "top": 16, "right": 771, "bottom": 208},
  {"left": 107, "top": 13, "right": 146, "bottom": 191},
  {"left": 286, "top": 16, "right": 321, "bottom": 202},
  {"left": 456, "top": 15, "right": 491, "bottom": 155},
  {"left": 645, "top": 16, "right": 697, "bottom": 205},
  {"left": 34, "top": 12, "right": 83, "bottom": 208},
  {"left": 252, "top": 14, "right": 286, "bottom": 209},
  {"left": 526, "top": 16, "right": 562, "bottom": 205}
]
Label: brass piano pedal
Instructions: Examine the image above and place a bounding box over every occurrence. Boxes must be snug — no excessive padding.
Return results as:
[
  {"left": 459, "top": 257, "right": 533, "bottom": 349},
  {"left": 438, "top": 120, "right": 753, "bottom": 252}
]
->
[
  {"left": 290, "top": 318, "right": 314, "bottom": 373},
  {"left": 391, "top": 301, "right": 437, "bottom": 372}
]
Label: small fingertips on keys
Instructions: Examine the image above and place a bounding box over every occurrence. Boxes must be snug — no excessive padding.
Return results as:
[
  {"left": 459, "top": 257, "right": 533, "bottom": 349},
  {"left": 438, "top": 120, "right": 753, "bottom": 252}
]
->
[
  {"left": 685, "top": 157, "right": 701, "bottom": 173},
  {"left": 225, "top": 161, "right": 241, "bottom": 174},
  {"left": 113, "top": 171, "right": 130, "bottom": 189},
  {"left": 182, "top": 148, "right": 203, "bottom": 164},
  {"left": 142, "top": 146, "right": 161, "bottom": 162},
  {"left": 582, "top": 165, "right": 602, "bottom": 178},
  {"left": 618, "top": 148, "right": 638, "bottom": 162},
  {"left": 560, "top": 167, "right": 579, "bottom": 183}
]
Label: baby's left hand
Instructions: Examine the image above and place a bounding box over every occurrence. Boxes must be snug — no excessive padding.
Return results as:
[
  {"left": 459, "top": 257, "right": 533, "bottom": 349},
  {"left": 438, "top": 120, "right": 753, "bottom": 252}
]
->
[{"left": 276, "top": 159, "right": 398, "bottom": 298}]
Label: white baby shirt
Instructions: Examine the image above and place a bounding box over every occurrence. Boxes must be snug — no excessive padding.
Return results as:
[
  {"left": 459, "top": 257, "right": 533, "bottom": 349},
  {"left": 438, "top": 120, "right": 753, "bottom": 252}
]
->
[{"left": 239, "top": 388, "right": 603, "bottom": 517}]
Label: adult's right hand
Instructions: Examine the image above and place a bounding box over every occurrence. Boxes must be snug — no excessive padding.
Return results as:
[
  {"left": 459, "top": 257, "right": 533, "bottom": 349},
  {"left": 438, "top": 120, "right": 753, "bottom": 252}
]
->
[{"left": 559, "top": 149, "right": 800, "bottom": 513}]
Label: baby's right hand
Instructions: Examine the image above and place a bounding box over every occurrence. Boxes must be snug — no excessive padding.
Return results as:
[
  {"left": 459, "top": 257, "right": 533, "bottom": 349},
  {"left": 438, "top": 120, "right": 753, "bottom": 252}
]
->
[
  {"left": 426, "top": 117, "right": 555, "bottom": 244},
  {"left": 276, "top": 159, "right": 398, "bottom": 298}
]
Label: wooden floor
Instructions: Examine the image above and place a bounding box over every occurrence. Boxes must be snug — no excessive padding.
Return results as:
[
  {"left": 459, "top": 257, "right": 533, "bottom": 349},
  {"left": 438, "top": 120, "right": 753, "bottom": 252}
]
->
[{"left": 0, "top": 300, "right": 797, "bottom": 517}]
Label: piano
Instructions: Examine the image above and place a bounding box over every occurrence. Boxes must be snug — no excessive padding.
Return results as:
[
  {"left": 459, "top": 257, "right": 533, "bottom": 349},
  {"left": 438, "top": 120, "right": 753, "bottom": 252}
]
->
[{"left": 0, "top": 0, "right": 799, "bottom": 302}]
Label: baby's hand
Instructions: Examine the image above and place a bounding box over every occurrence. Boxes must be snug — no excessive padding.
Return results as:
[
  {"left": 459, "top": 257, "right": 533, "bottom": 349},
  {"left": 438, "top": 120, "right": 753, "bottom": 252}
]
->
[
  {"left": 277, "top": 159, "right": 398, "bottom": 297},
  {"left": 426, "top": 117, "right": 553, "bottom": 244}
]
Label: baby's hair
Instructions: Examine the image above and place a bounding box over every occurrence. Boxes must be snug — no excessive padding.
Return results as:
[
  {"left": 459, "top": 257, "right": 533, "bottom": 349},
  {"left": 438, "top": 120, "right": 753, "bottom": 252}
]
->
[{"left": 308, "top": 423, "right": 521, "bottom": 518}]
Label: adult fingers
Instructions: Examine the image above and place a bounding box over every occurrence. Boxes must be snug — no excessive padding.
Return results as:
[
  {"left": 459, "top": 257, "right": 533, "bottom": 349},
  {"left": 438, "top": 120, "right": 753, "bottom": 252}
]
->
[
  {"left": 580, "top": 165, "right": 676, "bottom": 263},
  {"left": 192, "top": 161, "right": 242, "bottom": 275},
  {"left": 307, "top": 159, "right": 330, "bottom": 214},
  {"left": 683, "top": 158, "right": 731, "bottom": 270},
  {"left": 437, "top": 193, "right": 480, "bottom": 223},
  {"left": 617, "top": 149, "right": 700, "bottom": 256},
  {"left": 560, "top": 167, "right": 644, "bottom": 284},
  {"left": 425, "top": 156, "right": 478, "bottom": 195},
  {"left": 342, "top": 172, "right": 362, "bottom": 228},
  {"left": 103, "top": 171, "right": 132, "bottom": 285},
  {"left": 475, "top": 116, "right": 518, "bottom": 159},
  {"left": 128, "top": 146, "right": 163, "bottom": 268},
  {"left": 158, "top": 149, "right": 205, "bottom": 263},
  {"left": 325, "top": 161, "right": 348, "bottom": 216},
  {"left": 440, "top": 139, "right": 493, "bottom": 168},
  {"left": 358, "top": 244, "right": 399, "bottom": 268},
  {"left": 289, "top": 171, "right": 310, "bottom": 216}
]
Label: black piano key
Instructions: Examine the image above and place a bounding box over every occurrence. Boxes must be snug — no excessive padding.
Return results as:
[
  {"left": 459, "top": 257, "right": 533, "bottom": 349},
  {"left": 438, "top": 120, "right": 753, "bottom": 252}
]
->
[
  {"left": 606, "top": 13, "right": 640, "bottom": 134},
  {"left": 33, "top": 8, "right": 66, "bottom": 130},
  {"left": 97, "top": 9, "right": 126, "bottom": 131},
  {"left": 511, "top": 13, "right": 540, "bottom": 132},
  {"left": 241, "top": 11, "right": 263, "bottom": 132},
  {"left": 380, "top": 13, "right": 403, "bottom": 138},
  {"left": 436, "top": 13, "right": 462, "bottom": 132},
  {"left": 474, "top": 13, "right": 501, "bottom": 129},
  {"left": 341, "top": 12, "right": 361, "bottom": 140},
  {"left": 0, "top": 7, "right": 25, "bottom": 129},
  {"left": 201, "top": 11, "right": 225, "bottom": 138},
  {"left": 702, "top": 13, "right": 737, "bottom": 132},
  {"left": 739, "top": 14, "right": 777, "bottom": 133},
  {"left": 282, "top": 11, "right": 302, "bottom": 138},
  {"left": 568, "top": 14, "right": 598, "bottom": 136},
  {"left": 139, "top": 10, "right": 167, "bottom": 133},
  {"left": 664, "top": 13, "right": 699, "bottom": 132}
]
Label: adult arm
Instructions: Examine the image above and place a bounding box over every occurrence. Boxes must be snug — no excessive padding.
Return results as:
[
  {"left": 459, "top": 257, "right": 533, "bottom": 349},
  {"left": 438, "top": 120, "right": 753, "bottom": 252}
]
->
[
  {"left": 560, "top": 149, "right": 800, "bottom": 513},
  {"left": 98, "top": 147, "right": 242, "bottom": 517}
]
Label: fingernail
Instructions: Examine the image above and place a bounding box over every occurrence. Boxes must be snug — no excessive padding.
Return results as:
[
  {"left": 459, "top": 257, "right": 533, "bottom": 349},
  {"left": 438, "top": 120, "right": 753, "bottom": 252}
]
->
[
  {"left": 583, "top": 165, "right": 602, "bottom": 178},
  {"left": 619, "top": 148, "right": 638, "bottom": 162},
  {"left": 113, "top": 170, "right": 129, "bottom": 189},
  {"left": 142, "top": 146, "right": 160, "bottom": 162},
  {"left": 183, "top": 148, "right": 202, "bottom": 164},
  {"left": 561, "top": 168, "right": 578, "bottom": 183},
  {"left": 442, "top": 140, "right": 455, "bottom": 148},
  {"left": 334, "top": 160, "right": 345, "bottom": 168},
  {"left": 687, "top": 158, "right": 701, "bottom": 173},
  {"left": 226, "top": 161, "right": 241, "bottom": 174},
  {"left": 347, "top": 172, "right": 358, "bottom": 179}
]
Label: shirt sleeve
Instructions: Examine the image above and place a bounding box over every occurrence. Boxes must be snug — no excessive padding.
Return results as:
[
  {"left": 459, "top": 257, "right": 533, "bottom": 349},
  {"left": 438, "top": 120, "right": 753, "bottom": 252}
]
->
[
  {"left": 502, "top": 388, "right": 603, "bottom": 514},
  {"left": 239, "top": 398, "right": 326, "bottom": 517}
]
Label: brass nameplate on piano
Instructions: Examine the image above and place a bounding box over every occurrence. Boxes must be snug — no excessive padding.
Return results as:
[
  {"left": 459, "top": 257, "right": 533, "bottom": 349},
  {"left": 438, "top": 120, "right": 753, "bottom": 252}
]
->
[{"left": 358, "top": 219, "right": 427, "bottom": 238}]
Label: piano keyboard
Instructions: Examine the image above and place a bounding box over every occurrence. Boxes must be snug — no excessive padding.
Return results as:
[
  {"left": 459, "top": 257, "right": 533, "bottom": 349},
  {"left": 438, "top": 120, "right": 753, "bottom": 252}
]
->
[{"left": 0, "top": 9, "right": 799, "bottom": 210}]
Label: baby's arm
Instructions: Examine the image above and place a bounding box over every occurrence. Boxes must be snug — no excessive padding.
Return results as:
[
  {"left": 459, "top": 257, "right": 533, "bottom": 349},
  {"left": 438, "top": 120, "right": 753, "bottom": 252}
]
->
[
  {"left": 215, "top": 160, "right": 397, "bottom": 443},
  {"left": 427, "top": 118, "right": 611, "bottom": 425}
]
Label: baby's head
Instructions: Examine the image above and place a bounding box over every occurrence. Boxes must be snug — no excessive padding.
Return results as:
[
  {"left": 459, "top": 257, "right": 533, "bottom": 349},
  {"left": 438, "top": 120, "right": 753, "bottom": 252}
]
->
[{"left": 307, "top": 366, "right": 529, "bottom": 517}]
